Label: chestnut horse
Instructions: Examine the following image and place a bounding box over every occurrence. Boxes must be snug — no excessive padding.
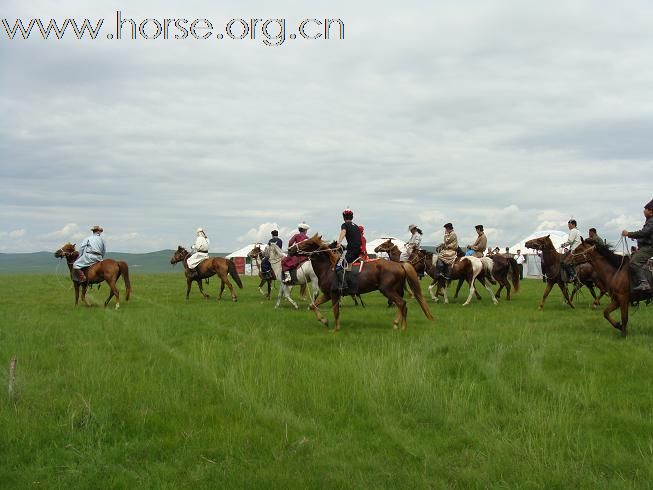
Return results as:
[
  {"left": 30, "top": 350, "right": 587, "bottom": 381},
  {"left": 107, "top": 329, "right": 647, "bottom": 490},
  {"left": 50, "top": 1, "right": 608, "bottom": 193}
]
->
[
  {"left": 54, "top": 243, "right": 131, "bottom": 309},
  {"left": 170, "top": 246, "right": 243, "bottom": 301},
  {"left": 524, "top": 235, "right": 575, "bottom": 310},
  {"left": 289, "top": 234, "right": 434, "bottom": 331},
  {"left": 568, "top": 239, "right": 652, "bottom": 336}
]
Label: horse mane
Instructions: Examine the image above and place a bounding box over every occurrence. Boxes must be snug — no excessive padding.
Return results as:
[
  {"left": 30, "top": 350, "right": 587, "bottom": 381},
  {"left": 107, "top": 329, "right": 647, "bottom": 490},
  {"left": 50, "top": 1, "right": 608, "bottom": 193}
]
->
[{"left": 586, "top": 239, "right": 628, "bottom": 269}]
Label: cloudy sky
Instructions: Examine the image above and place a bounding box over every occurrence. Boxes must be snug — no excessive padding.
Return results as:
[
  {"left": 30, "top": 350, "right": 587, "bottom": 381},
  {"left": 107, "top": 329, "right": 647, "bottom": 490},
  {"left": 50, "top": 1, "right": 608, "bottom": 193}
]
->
[{"left": 2, "top": 0, "right": 651, "bottom": 254}]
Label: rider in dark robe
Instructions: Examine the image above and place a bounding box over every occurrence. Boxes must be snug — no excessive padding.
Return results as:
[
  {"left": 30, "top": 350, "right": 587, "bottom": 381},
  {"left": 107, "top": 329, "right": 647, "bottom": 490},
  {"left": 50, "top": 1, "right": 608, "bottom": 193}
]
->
[{"left": 622, "top": 198, "right": 653, "bottom": 292}]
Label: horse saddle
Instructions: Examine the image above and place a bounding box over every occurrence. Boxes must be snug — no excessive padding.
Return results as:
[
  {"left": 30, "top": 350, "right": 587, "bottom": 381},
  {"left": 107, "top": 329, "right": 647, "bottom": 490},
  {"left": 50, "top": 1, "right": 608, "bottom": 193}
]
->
[{"left": 333, "top": 268, "right": 361, "bottom": 295}]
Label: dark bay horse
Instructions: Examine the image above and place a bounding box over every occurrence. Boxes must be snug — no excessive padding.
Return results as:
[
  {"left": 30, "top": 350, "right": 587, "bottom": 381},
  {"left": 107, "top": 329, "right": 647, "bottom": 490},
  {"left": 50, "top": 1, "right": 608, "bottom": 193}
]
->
[
  {"left": 568, "top": 239, "right": 652, "bottom": 336},
  {"left": 569, "top": 262, "right": 607, "bottom": 308},
  {"left": 480, "top": 254, "right": 520, "bottom": 300},
  {"left": 289, "top": 234, "right": 434, "bottom": 331},
  {"left": 170, "top": 246, "right": 243, "bottom": 301},
  {"left": 524, "top": 235, "right": 575, "bottom": 310},
  {"left": 54, "top": 243, "right": 131, "bottom": 309}
]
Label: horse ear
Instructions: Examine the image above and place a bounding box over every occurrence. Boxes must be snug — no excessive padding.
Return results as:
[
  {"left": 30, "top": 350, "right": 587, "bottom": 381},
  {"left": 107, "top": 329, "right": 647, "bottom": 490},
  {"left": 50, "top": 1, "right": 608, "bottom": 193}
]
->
[{"left": 546, "top": 234, "right": 550, "bottom": 238}]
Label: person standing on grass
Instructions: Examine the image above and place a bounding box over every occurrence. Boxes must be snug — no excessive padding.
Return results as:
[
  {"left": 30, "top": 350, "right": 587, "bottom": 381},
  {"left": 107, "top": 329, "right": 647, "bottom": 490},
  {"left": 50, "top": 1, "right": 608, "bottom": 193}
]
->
[{"left": 515, "top": 249, "right": 526, "bottom": 280}]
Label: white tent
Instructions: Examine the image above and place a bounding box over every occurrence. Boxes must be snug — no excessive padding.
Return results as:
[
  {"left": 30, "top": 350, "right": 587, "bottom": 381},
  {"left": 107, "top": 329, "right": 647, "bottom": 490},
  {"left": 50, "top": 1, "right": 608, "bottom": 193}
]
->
[
  {"left": 507, "top": 229, "right": 569, "bottom": 277},
  {"left": 366, "top": 236, "right": 407, "bottom": 258},
  {"left": 225, "top": 243, "right": 269, "bottom": 259}
]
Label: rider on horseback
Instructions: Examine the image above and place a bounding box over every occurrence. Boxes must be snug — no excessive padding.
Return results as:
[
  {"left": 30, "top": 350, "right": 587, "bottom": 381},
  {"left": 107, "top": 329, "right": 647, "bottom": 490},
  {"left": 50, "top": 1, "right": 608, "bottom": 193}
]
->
[
  {"left": 622, "top": 198, "right": 653, "bottom": 292},
  {"left": 187, "top": 228, "right": 209, "bottom": 279},
  {"left": 336, "top": 208, "right": 362, "bottom": 268},
  {"left": 73, "top": 225, "right": 105, "bottom": 283},
  {"left": 435, "top": 222, "right": 458, "bottom": 280},
  {"left": 261, "top": 230, "right": 282, "bottom": 278},
  {"left": 401, "top": 224, "right": 422, "bottom": 262},
  {"left": 281, "top": 223, "right": 310, "bottom": 283},
  {"left": 466, "top": 224, "right": 487, "bottom": 258},
  {"left": 560, "top": 219, "right": 581, "bottom": 281}
]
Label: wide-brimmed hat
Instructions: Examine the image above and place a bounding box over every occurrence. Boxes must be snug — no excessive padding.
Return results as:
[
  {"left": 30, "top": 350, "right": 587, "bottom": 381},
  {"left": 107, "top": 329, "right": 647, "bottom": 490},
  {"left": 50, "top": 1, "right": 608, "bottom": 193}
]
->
[
  {"left": 298, "top": 222, "right": 310, "bottom": 230},
  {"left": 91, "top": 225, "right": 103, "bottom": 232},
  {"left": 196, "top": 227, "right": 204, "bottom": 233},
  {"left": 408, "top": 224, "right": 417, "bottom": 231},
  {"left": 645, "top": 198, "right": 653, "bottom": 210}
]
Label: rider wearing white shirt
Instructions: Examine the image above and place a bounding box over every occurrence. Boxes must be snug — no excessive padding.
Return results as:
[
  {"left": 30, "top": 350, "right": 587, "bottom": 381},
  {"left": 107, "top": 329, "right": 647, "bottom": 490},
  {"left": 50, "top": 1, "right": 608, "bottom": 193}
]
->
[{"left": 561, "top": 219, "right": 580, "bottom": 280}]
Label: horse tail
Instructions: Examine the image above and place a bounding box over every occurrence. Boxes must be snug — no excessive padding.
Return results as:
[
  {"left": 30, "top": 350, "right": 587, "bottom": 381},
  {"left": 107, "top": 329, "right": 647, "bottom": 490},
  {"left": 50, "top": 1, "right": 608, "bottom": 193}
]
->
[
  {"left": 507, "top": 257, "right": 520, "bottom": 292},
  {"left": 227, "top": 259, "right": 243, "bottom": 289},
  {"left": 402, "top": 263, "right": 434, "bottom": 321},
  {"left": 118, "top": 261, "right": 132, "bottom": 301}
]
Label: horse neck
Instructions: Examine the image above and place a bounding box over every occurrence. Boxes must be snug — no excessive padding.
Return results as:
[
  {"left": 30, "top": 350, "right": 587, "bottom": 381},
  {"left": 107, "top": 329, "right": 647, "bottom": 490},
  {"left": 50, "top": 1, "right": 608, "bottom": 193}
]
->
[
  {"left": 390, "top": 246, "right": 401, "bottom": 261},
  {"left": 584, "top": 251, "right": 625, "bottom": 284},
  {"left": 541, "top": 247, "right": 560, "bottom": 266},
  {"left": 308, "top": 251, "right": 334, "bottom": 282}
]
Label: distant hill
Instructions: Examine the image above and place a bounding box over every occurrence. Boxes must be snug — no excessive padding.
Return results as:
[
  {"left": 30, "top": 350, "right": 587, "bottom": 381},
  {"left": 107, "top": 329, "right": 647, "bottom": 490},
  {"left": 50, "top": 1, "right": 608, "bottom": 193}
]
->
[{"left": 0, "top": 250, "right": 228, "bottom": 274}]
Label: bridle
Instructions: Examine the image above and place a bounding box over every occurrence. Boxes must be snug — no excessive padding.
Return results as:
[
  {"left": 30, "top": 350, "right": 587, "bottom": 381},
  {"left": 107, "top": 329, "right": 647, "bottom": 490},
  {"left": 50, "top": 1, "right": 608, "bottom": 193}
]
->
[{"left": 568, "top": 245, "right": 595, "bottom": 264}]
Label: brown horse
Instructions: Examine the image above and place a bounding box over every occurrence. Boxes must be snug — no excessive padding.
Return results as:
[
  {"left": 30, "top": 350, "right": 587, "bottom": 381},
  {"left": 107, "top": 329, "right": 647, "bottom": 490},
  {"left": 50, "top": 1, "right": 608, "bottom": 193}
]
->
[
  {"left": 289, "top": 234, "right": 434, "bottom": 331},
  {"left": 54, "top": 243, "right": 131, "bottom": 309},
  {"left": 373, "top": 239, "right": 401, "bottom": 262},
  {"left": 569, "top": 262, "right": 607, "bottom": 308},
  {"left": 568, "top": 239, "right": 652, "bottom": 336},
  {"left": 479, "top": 255, "right": 520, "bottom": 300},
  {"left": 524, "top": 235, "right": 575, "bottom": 310},
  {"left": 170, "top": 246, "right": 243, "bottom": 301}
]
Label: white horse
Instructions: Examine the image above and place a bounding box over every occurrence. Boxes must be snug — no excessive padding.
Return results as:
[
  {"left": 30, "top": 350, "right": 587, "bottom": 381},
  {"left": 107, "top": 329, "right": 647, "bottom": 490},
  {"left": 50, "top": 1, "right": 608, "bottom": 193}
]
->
[
  {"left": 429, "top": 255, "right": 498, "bottom": 306},
  {"left": 266, "top": 243, "right": 319, "bottom": 309}
]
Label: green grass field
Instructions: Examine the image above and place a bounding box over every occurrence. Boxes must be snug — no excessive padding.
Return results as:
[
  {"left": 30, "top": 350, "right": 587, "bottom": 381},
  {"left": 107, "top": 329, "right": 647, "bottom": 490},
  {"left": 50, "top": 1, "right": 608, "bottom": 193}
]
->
[{"left": 1, "top": 273, "right": 653, "bottom": 489}]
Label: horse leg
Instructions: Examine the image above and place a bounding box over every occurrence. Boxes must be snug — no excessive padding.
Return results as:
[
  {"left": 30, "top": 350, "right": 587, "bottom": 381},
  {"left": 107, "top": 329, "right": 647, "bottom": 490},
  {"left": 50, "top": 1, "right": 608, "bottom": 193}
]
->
[
  {"left": 559, "top": 282, "right": 575, "bottom": 309},
  {"left": 619, "top": 297, "right": 629, "bottom": 337},
  {"left": 81, "top": 283, "right": 91, "bottom": 306},
  {"left": 197, "top": 278, "right": 209, "bottom": 299},
  {"left": 428, "top": 281, "right": 438, "bottom": 302},
  {"left": 185, "top": 278, "right": 192, "bottom": 300},
  {"left": 309, "top": 293, "right": 331, "bottom": 326},
  {"left": 104, "top": 278, "right": 120, "bottom": 309},
  {"left": 218, "top": 272, "right": 236, "bottom": 302},
  {"left": 603, "top": 299, "right": 623, "bottom": 332},
  {"left": 503, "top": 277, "right": 511, "bottom": 301},
  {"left": 384, "top": 290, "right": 407, "bottom": 330},
  {"left": 479, "top": 278, "right": 498, "bottom": 305},
  {"left": 463, "top": 280, "right": 475, "bottom": 306},
  {"left": 74, "top": 282, "right": 80, "bottom": 305},
  {"left": 331, "top": 294, "right": 342, "bottom": 331},
  {"left": 218, "top": 280, "right": 226, "bottom": 300},
  {"left": 454, "top": 278, "right": 464, "bottom": 299},
  {"left": 538, "top": 281, "right": 555, "bottom": 310},
  {"left": 442, "top": 283, "right": 449, "bottom": 304},
  {"left": 356, "top": 294, "right": 366, "bottom": 308},
  {"left": 267, "top": 280, "right": 272, "bottom": 299},
  {"left": 258, "top": 277, "right": 266, "bottom": 296}
]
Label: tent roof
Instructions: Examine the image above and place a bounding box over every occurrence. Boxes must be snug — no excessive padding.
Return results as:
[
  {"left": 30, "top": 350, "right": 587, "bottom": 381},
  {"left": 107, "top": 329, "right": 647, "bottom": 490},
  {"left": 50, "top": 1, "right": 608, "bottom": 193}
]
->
[
  {"left": 508, "top": 229, "right": 569, "bottom": 254},
  {"left": 226, "top": 243, "right": 270, "bottom": 259}
]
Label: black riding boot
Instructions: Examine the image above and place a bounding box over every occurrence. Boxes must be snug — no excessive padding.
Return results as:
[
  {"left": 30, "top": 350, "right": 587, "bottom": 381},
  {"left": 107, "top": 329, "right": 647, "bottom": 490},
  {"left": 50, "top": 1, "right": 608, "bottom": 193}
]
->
[{"left": 632, "top": 267, "right": 652, "bottom": 292}]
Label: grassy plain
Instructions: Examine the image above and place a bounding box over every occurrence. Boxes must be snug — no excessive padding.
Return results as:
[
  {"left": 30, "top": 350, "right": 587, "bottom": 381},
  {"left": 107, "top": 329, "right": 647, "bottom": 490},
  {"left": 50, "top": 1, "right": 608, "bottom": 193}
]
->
[{"left": 1, "top": 273, "right": 653, "bottom": 489}]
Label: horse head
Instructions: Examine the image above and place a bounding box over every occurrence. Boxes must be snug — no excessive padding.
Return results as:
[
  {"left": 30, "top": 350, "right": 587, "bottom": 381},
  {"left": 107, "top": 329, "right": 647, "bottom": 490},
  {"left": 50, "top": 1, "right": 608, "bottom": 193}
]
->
[
  {"left": 288, "top": 233, "right": 328, "bottom": 256},
  {"left": 374, "top": 239, "right": 395, "bottom": 254},
  {"left": 524, "top": 235, "right": 554, "bottom": 251},
  {"left": 54, "top": 242, "right": 77, "bottom": 259},
  {"left": 248, "top": 245, "right": 263, "bottom": 259},
  {"left": 170, "top": 246, "right": 189, "bottom": 265},
  {"left": 567, "top": 240, "right": 594, "bottom": 266}
]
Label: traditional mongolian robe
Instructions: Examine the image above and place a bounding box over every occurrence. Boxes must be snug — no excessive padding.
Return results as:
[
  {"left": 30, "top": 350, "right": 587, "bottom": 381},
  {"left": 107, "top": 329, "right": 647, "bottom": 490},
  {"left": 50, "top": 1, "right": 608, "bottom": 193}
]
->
[
  {"left": 187, "top": 235, "right": 209, "bottom": 269},
  {"left": 436, "top": 231, "right": 458, "bottom": 266},
  {"left": 468, "top": 232, "right": 487, "bottom": 258},
  {"left": 73, "top": 234, "right": 106, "bottom": 270},
  {"left": 400, "top": 231, "right": 422, "bottom": 262},
  {"left": 282, "top": 232, "right": 309, "bottom": 271}
]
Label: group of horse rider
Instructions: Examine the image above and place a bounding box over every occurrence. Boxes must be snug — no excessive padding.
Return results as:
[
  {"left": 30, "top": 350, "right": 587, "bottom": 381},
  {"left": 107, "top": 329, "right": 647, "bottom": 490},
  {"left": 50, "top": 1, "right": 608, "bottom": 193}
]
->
[{"left": 70, "top": 197, "right": 653, "bottom": 293}]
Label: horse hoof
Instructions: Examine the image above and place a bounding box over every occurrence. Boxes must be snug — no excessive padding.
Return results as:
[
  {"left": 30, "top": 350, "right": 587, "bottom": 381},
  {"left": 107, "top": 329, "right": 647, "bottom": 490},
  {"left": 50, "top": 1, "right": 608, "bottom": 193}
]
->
[{"left": 115, "top": 304, "right": 120, "bottom": 310}]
